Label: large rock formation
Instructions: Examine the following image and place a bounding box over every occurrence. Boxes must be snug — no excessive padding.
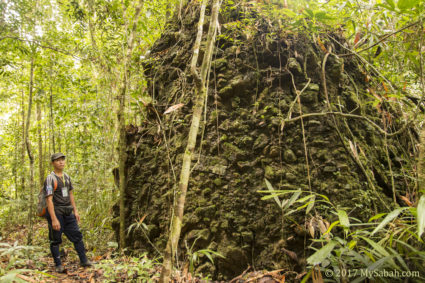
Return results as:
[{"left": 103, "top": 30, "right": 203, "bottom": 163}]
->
[{"left": 113, "top": 1, "right": 416, "bottom": 280}]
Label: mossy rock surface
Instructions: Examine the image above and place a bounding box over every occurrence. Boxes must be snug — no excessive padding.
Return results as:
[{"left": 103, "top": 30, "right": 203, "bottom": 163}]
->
[{"left": 112, "top": 1, "right": 416, "bottom": 280}]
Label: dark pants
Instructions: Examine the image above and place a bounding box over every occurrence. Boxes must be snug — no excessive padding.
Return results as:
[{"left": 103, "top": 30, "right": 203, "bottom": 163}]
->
[{"left": 46, "top": 210, "right": 88, "bottom": 266}]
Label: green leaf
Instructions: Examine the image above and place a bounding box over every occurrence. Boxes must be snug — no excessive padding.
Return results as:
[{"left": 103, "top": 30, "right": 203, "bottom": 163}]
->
[
  {"left": 360, "top": 240, "right": 399, "bottom": 270},
  {"left": 325, "top": 220, "right": 340, "bottom": 235},
  {"left": 304, "top": 8, "right": 314, "bottom": 18},
  {"left": 315, "top": 11, "right": 334, "bottom": 21},
  {"left": 306, "top": 196, "right": 315, "bottom": 215},
  {"left": 282, "top": 190, "right": 302, "bottom": 211},
  {"left": 296, "top": 194, "right": 315, "bottom": 203},
  {"left": 367, "top": 255, "right": 395, "bottom": 271},
  {"left": 371, "top": 207, "right": 406, "bottom": 235},
  {"left": 200, "top": 250, "right": 214, "bottom": 263},
  {"left": 385, "top": 0, "right": 396, "bottom": 10},
  {"left": 337, "top": 209, "right": 350, "bottom": 230},
  {"left": 359, "top": 236, "right": 391, "bottom": 258},
  {"left": 260, "top": 193, "right": 284, "bottom": 201},
  {"left": 317, "top": 194, "right": 331, "bottom": 203},
  {"left": 307, "top": 240, "right": 337, "bottom": 265},
  {"left": 300, "top": 270, "right": 312, "bottom": 283},
  {"left": 0, "top": 269, "right": 31, "bottom": 283},
  {"left": 387, "top": 247, "right": 409, "bottom": 271},
  {"left": 397, "top": 0, "right": 419, "bottom": 10},
  {"left": 281, "top": 8, "right": 297, "bottom": 18},
  {"left": 264, "top": 179, "right": 281, "bottom": 207},
  {"left": 417, "top": 195, "right": 425, "bottom": 237},
  {"left": 285, "top": 201, "right": 312, "bottom": 216},
  {"left": 368, "top": 213, "right": 387, "bottom": 222}
]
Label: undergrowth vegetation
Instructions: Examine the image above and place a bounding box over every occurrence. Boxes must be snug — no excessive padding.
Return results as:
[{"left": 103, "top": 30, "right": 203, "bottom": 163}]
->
[{"left": 260, "top": 180, "right": 425, "bottom": 282}]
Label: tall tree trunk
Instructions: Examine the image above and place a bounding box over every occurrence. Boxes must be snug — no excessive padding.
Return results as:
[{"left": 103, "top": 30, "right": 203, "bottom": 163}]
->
[
  {"left": 37, "top": 99, "right": 43, "bottom": 187},
  {"left": 14, "top": 119, "right": 18, "bottom": 199},
  {"left": 160, "top": 0, "right": 220, "bottom": 281},
  {"left": 25, "top": 57, "right": 35, "bottom": 245},
  {"left": 49, "top": 86, "right": 56, "bottom": 153},
  {"left": 20, "top": 89, "right": 25, "bottom": 200},
  {"left": 83, "top": 98, "right": 88, "bottom": 208},
  {"left": 57, "top": 127, "right": 61, "bottom": 152},
  {"left": 43, "top": 104, "right": 48, "bottom": 178},
  {"left": 64, "top": 126, "right": 68, "bottom": 155},
  {"left": 418, "top": 127, "right": 425, "bottom": 192},
  {"left": 118, "top": 0, "right": 145, "bottom": 250}
]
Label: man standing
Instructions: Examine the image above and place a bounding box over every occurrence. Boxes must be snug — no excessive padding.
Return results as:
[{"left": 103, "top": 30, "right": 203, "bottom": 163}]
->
[{"left": 44, "top": 153, "right": 92, "bottom": 273}]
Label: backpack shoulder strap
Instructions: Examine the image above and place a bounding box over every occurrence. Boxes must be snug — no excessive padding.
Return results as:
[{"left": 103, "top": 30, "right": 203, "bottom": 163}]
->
[{"left": 50, "top": 172, "right": 58, "bottom": 191}]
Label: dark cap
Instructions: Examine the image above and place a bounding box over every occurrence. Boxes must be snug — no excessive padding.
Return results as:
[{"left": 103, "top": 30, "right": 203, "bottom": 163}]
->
[{"left": 51, "top": 153, "right": 66, "bottom": 161}]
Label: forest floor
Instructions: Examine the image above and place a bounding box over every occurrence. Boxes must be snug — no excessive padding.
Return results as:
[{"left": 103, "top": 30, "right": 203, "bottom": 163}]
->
[
  {"left": 1, "top": 220, "right": 160, "bottom": 282},
  {"left": 1, "top": 220, "right": 289, "bottom": 282}
]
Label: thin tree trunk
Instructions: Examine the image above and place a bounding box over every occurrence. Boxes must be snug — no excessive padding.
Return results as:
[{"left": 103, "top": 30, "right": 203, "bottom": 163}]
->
[
  {"left": 57, "top": 127, "right": 61, "bottom": 152},
  {"left": 50, "top": 86, "right": 56, "bottom": 152},
  {"left": 25, "top": 57, "right": 35, "bottom": 245},
  {"left": 64, "top": 126, "right": 68, "bottom": 155},
  {"left": 37, "top": 98, "right": 43, "bottom": 187},
  {"left": 418, "top": 127, "right": 425, "bottom": 192},
  {"left": 20, "top": 89, "right": 25, "bottom": 200},
  {"left": 43, "top": 104, "right": 48, "bottom": 178},
  {"left": 14, "top": 119, "right": 18, "bottom": 199},
  {"left": 118, "top": 0, "right": 145, "bottom": 250},
  {"left": 83, "top": 98, "right": 88, "bottom": 208},
  {"left": 159, "top": 0, "right": 220, "bottom": 281}
]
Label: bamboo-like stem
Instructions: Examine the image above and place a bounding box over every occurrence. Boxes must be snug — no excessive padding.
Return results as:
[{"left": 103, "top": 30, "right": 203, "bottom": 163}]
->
[
  {"left": 49, "top": 85, "right": 55, "bottom": 152},
  {"left": 20, "top": 89, "right": 25, "bottom": 200},
  {"left": 418, "top": 128, "right": 425, "bottom": 192},
  {"left": 25, "top": 57, "right": 35, "bottom": 245},
  {"left": 159, "top": 0, "right": 221, "bottom": 281},
  {"left": 37, "top": 97, "right": 43, "bottom": 187},
  {"left": 288, "top": 73, "right": 312, "bottom": 191}
]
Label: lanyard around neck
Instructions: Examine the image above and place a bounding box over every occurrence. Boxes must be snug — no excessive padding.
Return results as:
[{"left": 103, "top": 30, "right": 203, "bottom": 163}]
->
[{"left": 54, "top": 172, "right": 66, "bottom": 186}]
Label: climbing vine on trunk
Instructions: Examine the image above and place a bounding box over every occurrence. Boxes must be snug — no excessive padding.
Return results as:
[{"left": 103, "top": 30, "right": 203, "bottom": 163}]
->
[{"left": 159, "top": 0, "right": 221, "bottom": 281}]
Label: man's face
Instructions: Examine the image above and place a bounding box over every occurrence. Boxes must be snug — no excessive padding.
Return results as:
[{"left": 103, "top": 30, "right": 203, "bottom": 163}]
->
[{"left": 52, "top": 157, "right": 66, "bottom": 170}]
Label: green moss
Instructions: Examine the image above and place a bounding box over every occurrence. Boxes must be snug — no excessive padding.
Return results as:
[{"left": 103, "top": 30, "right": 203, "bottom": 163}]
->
[
  {"left": 214, "top": 178, "right": 222, "bottom": 186},
  {"left": 232, "top": 96, "right": 241, "bottom": 108},
  {"left": 283, "top": 149, "right": 297, "bottom": 163},
  {"left": 209, "top": 110, "right": 218, "bottom": 122},
  {"left": 221, "top": 220, "right": 229, "bottom": 229},
  {"left": 253, "top": 134, "right": 269, "bottom": 150},
  {"left": 265, "top": 166, "right": 274, "bottom": 179},
  {"left": 235, "top": 135, "right": 253, "bottom": 147},
  {"left": 219, "top": 84, "right": 234, "bottom": 97},
  {"left": 213, "top": 57, "right": 228, "bottom": 70},
  {"left": 288, "top": 57, "right": 302, "bottom": 74},
  {"left": 222, "top": 142, "right": 244, "bottom": 162}
]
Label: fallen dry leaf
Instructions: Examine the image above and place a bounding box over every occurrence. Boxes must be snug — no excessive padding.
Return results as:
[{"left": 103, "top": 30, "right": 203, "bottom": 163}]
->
[
  {"left": 163, "top": 103, "right": 184, "bottom": 114},
  {"left": 139, "top": 214, "right": 147, "bottom": 224},
  {"left": 317, "top": 36, "right": 328, "bottom": 53},
  {"left": 16, "top": 274, "right": 36, "bottom": 283},
  {"left": 312, "top": 265, "right": 324, "bottom": 283},
  {"left": 400, "top": 195, "right": 413, "bottom": 207}
]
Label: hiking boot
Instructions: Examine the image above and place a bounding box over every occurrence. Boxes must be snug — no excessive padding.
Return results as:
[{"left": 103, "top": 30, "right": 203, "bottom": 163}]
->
[
  {"left": 80, "top": 260, "right": 94, "bottom": 267},
  {"left": 55, "top": 265, "right": 66, "bottom": 273}
]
